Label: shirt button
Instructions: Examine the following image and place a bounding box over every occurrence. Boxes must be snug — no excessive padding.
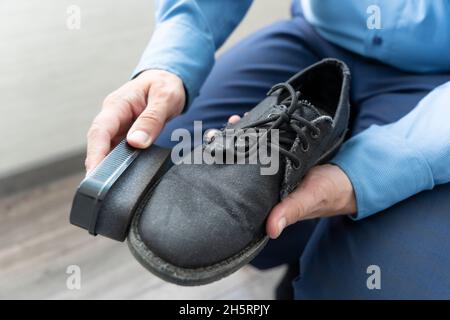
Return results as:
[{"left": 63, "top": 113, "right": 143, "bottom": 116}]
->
[{"left": 372, "top": 36, "right": 383, "bottom": 46}]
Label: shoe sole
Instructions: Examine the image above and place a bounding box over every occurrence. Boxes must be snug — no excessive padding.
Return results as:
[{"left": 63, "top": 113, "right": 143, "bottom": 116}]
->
[{"left": 127, "top": 132, "right": 346, "bottom": 286}]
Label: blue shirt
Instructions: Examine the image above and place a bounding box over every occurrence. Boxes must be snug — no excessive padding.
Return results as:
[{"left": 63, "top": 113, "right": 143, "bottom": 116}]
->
[
  {"left": 133, "top": 0, "right": 450, "bottom": 219},
  {"left": 300, "top": 0, "right": 450, "bottom": 73}
]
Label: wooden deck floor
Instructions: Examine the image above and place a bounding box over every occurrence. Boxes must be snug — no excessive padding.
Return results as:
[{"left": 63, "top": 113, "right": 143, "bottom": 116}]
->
[{"left": 0, "top": 173, "right": 285, "bottom": 299}]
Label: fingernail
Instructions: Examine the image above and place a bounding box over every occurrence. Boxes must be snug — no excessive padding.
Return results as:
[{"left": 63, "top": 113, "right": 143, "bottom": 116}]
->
[
  {"left": 276, "top": 217, "right": 287, "bottom": 238},
  {"left": 205, "top": 129, "right": 219, "bottom": 142},
  {"left": 129, "top": 130, "right": 151, "bottom": 146}
]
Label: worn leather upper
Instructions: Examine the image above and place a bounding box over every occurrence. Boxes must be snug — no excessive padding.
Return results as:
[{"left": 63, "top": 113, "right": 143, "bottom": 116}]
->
[{"left": 136, "top": 59, "right": 351, "bottom": 268}]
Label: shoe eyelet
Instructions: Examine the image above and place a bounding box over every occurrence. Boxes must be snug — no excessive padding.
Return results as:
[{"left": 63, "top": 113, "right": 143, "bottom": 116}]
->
[
  {"left": 301, "top": 143, "right": 309, "bottom": 152},
  {"left": 310, "top": 128, "right": 321, "bottom": 139},
  {"left": 292, "top": 161, "right": 301, "bottom": 170}
]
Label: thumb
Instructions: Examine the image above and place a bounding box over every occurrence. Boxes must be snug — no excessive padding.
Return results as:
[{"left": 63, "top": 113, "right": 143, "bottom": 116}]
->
[
  {"left": 266, "top": 188, "right": 317, "bottom": 239},
  {"left": 266, "top": 164, "right": 356, "bottom": 239},
  {"left": 126, "top": 88, "right": 172, "bottom": 148},
  {"left": 127, "top": 105, "right": 166, "bottom": 148}
]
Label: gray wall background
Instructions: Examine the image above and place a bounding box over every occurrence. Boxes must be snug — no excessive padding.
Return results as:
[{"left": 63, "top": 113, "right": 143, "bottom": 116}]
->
[{"left": 0, "top": 0, "right": 290, "bottom": 179}]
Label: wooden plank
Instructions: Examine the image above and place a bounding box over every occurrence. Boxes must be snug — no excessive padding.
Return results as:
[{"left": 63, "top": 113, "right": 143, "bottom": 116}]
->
[{"left": 0, "top": 173, "right": 285, "bottom": 299}]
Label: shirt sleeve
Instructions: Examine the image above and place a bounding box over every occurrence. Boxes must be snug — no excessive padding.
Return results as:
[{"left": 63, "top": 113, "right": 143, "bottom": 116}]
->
[
  {"left": 132, "top": 0, "right": 253, "bottom": 107},
  {"left": 331, "top": 81, "right": 450, "bottom": 220}
]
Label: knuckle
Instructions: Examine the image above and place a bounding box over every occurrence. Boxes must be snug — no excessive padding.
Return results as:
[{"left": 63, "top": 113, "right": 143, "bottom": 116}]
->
[
  {"left": 137, "top": 69, "right": 157, "bottom": 82},
  {"left": 286, "top": 194, "right": 305, "bottom": 220},
  {"left": 103, "top": 91, "right": 131, "bottom": 109},
  {"left": 86, "top": 122, "right": 103, "bottom": 139},
  {"left": 151, "top": 70, "right": 173, "bottom": 81},
  {"left": 151, "top": 87, "right": 185, "bottom": 118},
  {"left": 294, "top": 201, "right": 306, "bottom": 220},
  {"left": 156, "top": 87, "right": 178, "bottom": 101},
  {"left": 103, "top": 92, "right": 119, "bottom": 106},
  {"left": 139, "top": 109, "right": 164, "bottom": 127}
]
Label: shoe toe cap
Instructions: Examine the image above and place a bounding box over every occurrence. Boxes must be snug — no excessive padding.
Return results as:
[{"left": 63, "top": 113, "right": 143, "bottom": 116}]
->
[{"left": 136, "top": 164, "right": 279, "bottom": 268}]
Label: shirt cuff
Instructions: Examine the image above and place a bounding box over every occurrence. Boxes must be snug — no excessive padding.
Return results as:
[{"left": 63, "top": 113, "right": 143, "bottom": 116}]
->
[
  {"left": 132, "top": 19, "right": 215, "bottom": 108},
  {"left": 330, "top": 125, "right": 435, "bottom": 220}
]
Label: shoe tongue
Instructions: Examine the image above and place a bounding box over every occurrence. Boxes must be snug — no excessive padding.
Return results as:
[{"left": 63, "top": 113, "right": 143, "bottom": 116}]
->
[
  {"left": 293, "top": 100, "right": 323, "bottom": 121},
  {"left": 277, "top": 92, "right": 324, "bottom": 121}
]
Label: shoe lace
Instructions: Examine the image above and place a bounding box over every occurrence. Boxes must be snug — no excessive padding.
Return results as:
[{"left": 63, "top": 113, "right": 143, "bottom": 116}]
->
[{"left": 238, "top": 82, "right": 323, "bottom": 168}]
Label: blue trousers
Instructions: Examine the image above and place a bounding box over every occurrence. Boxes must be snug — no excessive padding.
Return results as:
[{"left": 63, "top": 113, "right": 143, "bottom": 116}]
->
[{"left": 156, "top": 15, "right": 450, "bottom": 299}]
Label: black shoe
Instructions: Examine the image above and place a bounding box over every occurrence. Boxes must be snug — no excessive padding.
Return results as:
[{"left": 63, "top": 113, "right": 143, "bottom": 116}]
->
[{"left": 128, "top": 59, "right": 351, "bottom": 285}]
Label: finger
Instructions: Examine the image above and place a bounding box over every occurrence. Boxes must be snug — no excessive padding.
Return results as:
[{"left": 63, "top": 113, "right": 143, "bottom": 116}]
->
[
  {"left": 266, "top": 188, "right": 315, "bottom": 239},
  {"left": 86, "top": 87, "right": 138, "bottom": 173},
  {"left": 127, "top": 86, "right": 182, "bottom": 148},
  {"left": 228, "top": 115, "right": 241, "bottom": 124},
  {"left": 85, "top": 110, "right": 121, "bottom": 173},
  {"left": 85, "top": 131, "right": 110, "bottom": 174},
  {"left": 204, "top": 129, "right": 220, "bottom": 142}
]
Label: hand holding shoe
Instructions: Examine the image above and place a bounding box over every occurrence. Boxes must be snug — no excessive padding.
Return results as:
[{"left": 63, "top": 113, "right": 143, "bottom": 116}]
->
[{"left": 227, "top": 115, "right": 357, "bottom": 239}]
